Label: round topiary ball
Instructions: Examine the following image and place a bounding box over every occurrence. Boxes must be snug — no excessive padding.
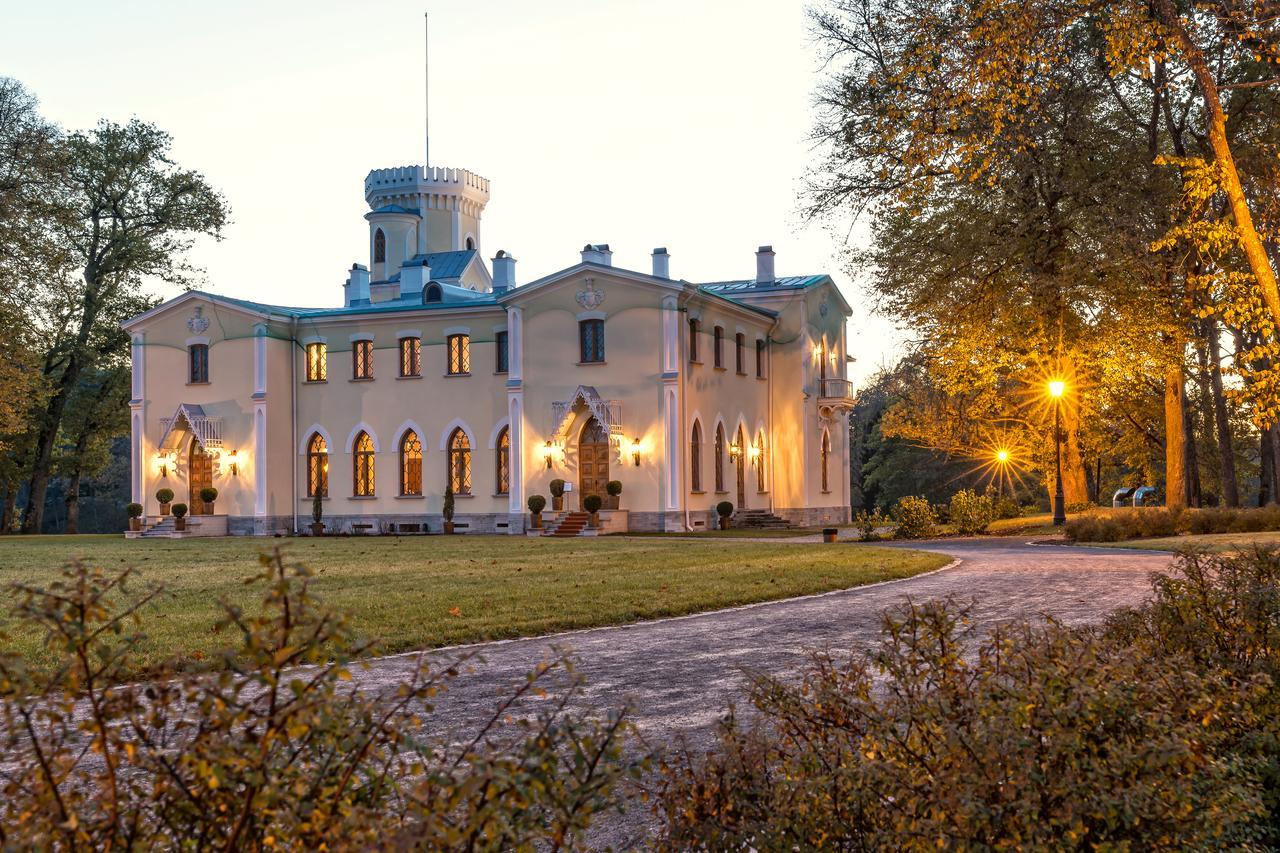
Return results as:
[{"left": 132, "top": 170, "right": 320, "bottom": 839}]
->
[
  {"left": 583, "top": 494, "right": 603, "bottom": 513},
  {"left": 717, "top": 501, "right": 735, "bottom": 518},
  {"left": 528, "top": 494, "right": 547, "bottom": 514}
]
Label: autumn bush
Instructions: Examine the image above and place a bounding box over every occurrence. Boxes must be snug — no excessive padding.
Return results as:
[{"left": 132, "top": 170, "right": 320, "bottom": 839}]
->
[
  {"left": 1067, "top": 506, "right": 1280, "bottom": 542},
  {"left": 948, "top": 489, "right": 994, "bottom": 535},
  {"left": 0, "top": 549, "right": 641, "bottom": 850},
  {"left": 851, "top": 508, "right": 886, "bottom": 541},
  {"left": 891, "top": 495, "right": 936, "bottom": 539},
  {"left": 657, "top": 548, "right": 1280, "bottom": 849}
]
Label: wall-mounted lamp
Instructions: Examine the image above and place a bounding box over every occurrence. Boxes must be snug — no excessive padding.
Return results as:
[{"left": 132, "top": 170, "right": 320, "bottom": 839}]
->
[
  {"left": 225, "top": 449, "right": 239, "bottom": 476},
  {"left": 729, "top": 440, "right": 742, "bottom": 460},
  {"left": 155, "top": 454, "right": 171, "bottom": 479},
  {"left": 540, "top": 440, "right": 556, "bottom": 470},
  {"left": 811, "top": 343, "right": 825, "bottom": 360},
  {"left": 630, "top": 437, "right": 642, "bottom": 467},
  {"left": 748, "top": 443, "right": 762, "bottom": 463}
]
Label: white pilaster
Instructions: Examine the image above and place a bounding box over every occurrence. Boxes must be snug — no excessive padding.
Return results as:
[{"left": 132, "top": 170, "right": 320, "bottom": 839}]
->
[
  {"left": 507, "top": 392, "right": 525, "bottom": 517},
  {"left": 252, "top": 323, "right": 267, "bottom": 518},
  {"left": 661, "top": 295, "right": 679, "bottom": 377},
  {"left": 129, "top": 332, "right": 146, "bottom": 504},
  {"left": 663, "top": 384, "right": 680, "bottom": 511},
  {"left": 507, "top": 307, "right": 524, "bottom": 381}
]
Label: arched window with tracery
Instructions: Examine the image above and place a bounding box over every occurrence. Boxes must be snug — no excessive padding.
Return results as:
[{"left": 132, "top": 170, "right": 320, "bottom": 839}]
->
[
  {"left": 820, "top": 428, "right": 831, "bottom": 493},
  {"left": 353, "top": 431, "right": 375, "bottom": 496},
  {"left": 754, "top": 432, "right": 767, "bottom": 492},
  {"left": 714, "top": 423, "right": 726, "bottom": 492},
  {"left": 448, "top": 428, "right": 472, "bottom": 495},
  {"left": 495, "top": 426, "right": 510, "bottom": 494},
  {"left": 400, "top": 430, "right": 422, "bottom": 496},
  {"left": 690, "top": 420, "right": 703, "bottom": 492},
  {"left": 306, "top": 433, "right": 328, "bottom": 497},
  {"left": 373, "top": 229, "right": 386, "bottom": 264}
]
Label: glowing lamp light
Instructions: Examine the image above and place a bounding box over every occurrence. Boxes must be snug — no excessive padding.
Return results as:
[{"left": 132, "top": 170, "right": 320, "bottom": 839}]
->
[
  {"left": 155, "top": 454, "right": 171, "bottom": 479},
  {"left": 729, "top": 440, "right": 742, "bottom": 460},
  {"left": 225, "top": 449, "right": 240, "bottom": 476},
  {"left": 811, "top": 343, "right": 824, "bottom": 360},
  {"left": 748, "top": 443, "right": 762, "bottom": 463},
  {"left": 541, "top": 440, "right": 556, "bottom": 470},
  {"left": 630, "top": 437, "right": 642, "bottom": 467},
  {"left": 1047, "top": 379, "right": 1066, "bottom": 399}
]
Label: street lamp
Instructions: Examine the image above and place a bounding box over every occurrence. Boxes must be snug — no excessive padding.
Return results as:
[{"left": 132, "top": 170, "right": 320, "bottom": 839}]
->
[{"left": 1048, "top": 379, "right": 1066, "bottom": 526}]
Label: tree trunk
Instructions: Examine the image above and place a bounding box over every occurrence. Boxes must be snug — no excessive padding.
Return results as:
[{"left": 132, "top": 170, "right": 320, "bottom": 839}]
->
[
  {"left": 20, "top": 339, "right": 91, "bottom": 533},
  {"left": 1183, "top": 390, "right": 1201, "bottom": 507},
  {"left": 1154, "top": 0, "right": 1280, "bottom": 332},
  {"left": 1204, "top": 318, "right": 1240, "bottom": 506},
  {"left": 0, "top": 481, "right": 12, "bottom": 533},
  {"left": 1062, "top": 406, "right": 1089, "bottom": 506},
  {"left": 1165, "top": 364, "right": 1188, "bottom": 510},
  {"left": 1260, "top": 428, "right": 1273, "bottom": 507},
  {"left": 64, "top": 467, "right": 81, "bottom": 535}
]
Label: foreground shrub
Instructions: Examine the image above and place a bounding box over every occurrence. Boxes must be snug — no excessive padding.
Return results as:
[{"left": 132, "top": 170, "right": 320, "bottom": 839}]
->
[
  {"left": 1066, "top": 507, "right": 1187, "bottom": 542},
  {"left": 851, "top": 508, "right": 886, "bottom": 541},
  {"left": 891, "top": 495, "right": 935, "bottom": 539},
  {"left": 992, "top": 496, "right": 1021, "bottom": 520},
  {"left": 0, "top": 550, "right": 640, "bottom": 850},
  {"left": 658, "top": 550, "right": 1280, "bottom": 848},
  {"left": 948, "top": 489, "right": 994, "bottom": 535}
]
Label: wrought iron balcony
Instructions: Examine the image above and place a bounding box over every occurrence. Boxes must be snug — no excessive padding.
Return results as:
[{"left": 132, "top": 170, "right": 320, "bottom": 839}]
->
[{"left": 817, "top": 378, "right": 855, "bottom": 416}]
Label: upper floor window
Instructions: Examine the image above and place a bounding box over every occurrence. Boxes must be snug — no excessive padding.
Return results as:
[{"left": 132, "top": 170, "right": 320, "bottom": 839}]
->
[
  {"left": 400, "top": 430, "right": 422, "bottom": 496},
  {"left": 713, "top": 326, "right": 724, "bottom": 368},
  {"left": 756, "top": 339, "right": 766, "bottom": 378},
  {"left": 735, "top": 333, "right": 745, "bottom": 374},
  {"left": 447, "top": 334, "right": 470, "bottom": 375},
  {"left": 305, "top": 342, "right": 327, "bottom": 382},
  {"left": 399, "top": 337, "right": 421, "bottom": 377},
  {"left": 188, "top": 344, "right": 208, "bottom": 384},
  {"left": 688, "top": 318, "right": 700, "bottom": 362},
  {"left": 353, "top": 431, "right": 376, "bottom": 497},
  {"left": 495, "top": 330, "right": 509, "bottom": 374},
  {"left": 579, "top": 319, "right": 605, "bottom": 363},
  {"left": 373, "top": 228, "right": 386, "bottom": 264},
  {"left": 306, "top": 432, "right": 328, "bottom": 497},
  {"left": 352, "top": 339, "right": 373, "bottom": 379}
]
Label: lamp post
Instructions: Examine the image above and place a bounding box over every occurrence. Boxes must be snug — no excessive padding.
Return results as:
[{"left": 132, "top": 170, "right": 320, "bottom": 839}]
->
[{"left": 1048, "top": 379, "right": 1066, "bottom": 526}]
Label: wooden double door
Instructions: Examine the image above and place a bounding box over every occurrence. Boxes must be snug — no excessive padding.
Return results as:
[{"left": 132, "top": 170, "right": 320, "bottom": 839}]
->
[
  {"left": 578, "top": 417, "right": 611, "bottom": 508},
  {"left": 189, "top": 440, "right": 214, "bottom": 515}
]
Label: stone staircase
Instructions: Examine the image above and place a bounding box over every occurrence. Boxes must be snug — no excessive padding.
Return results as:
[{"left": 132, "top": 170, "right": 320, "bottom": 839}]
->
[
  {"left": 142, "top": 517, "right": 177, "bottom": 538},
  {"left": 733, "top": 509, "right": 792, "bottom": 530},
  {"left": 548, "top": 512, "right": 592, "bottom": 537}
]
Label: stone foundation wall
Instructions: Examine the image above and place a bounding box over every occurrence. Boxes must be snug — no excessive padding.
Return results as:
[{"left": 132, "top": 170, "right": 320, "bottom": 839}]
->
[
  {"left": 228, "top": 513, "right": 527, "bottom": 536},
  {"left": 774, "top": 506, "right": 851, "bottom": 527}
]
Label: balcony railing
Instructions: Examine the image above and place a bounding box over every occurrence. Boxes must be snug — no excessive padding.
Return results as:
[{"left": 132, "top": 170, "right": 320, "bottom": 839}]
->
[
  {"left": 159, "top": 414, "right": 224, "bottom": 449},
  {"left": 818, "top": 378, "right": 854, "bottom": 401}
]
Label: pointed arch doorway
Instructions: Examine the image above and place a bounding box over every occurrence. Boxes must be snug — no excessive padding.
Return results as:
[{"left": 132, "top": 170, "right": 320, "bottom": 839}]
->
[
  {"left": 578, "top": 416, "right": 610, "bottom": 508},
  {"left": 189, "top": 439, "right": 214, "bottom": 515}
]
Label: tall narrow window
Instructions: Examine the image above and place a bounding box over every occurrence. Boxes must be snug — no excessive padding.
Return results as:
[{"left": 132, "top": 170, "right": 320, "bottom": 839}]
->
[
  {"left": 755, "top": 433, "right": 766, "bottom": 491},
  {"left": 690, "top": 420, "right": 703, "bottom": 492},
  {"left": 305, "top": 342, "right": 327, "bottom": 381},
  {"left": 447, "top": 334, "right": 470, "bottom": 375},
  {"left": 688, "top": 318, "right": 700, "bottom": 362},
  {"left": 735, "top": 333, "right": 745, "bottom": 374},
  {"left": 495, "top": 330, "right": 509, "bottom": 374},
  {"left": 306, "top": 433, "right": 328, "bottom": 497},
  {"left": 820, "top": 429, "right": 831, "bottom": 493},
  {"left": 713, "top": 326, "right": 724, "bottom": 368},
  {"left": 400, "top": 430, "right": 422, "bottom": 495},
  {"left": 496, "top": 426, "right": 511, "bottom": 494},
  {"left": 714, "top": 424, "right": 726, "bottom": 492},
  {"left": 465, "top": 236, "right": 475, "bottom": 250},
  {"left": 352, "top": 339, "right": 373, "bottom": 379},
  {"left": 188, "top": 344, "right": 209, "bottom": 383},
  {"left": 399, "top": 337, "right": 421, "bottom": 377},
  {"left": 579, "top": 319, "right": 605, "bottom": 363},
  {"left": 353, "top": 431, "right": 375, "bottom": 497},
  {"left": 756, "top": 339, "right": 766, "bottom": 378},
  {"left": 448, "top": 428, "right": 472, "bottom": 494},
  {"left": 373, "top": 229, "right": 386, "bottom": 263}
]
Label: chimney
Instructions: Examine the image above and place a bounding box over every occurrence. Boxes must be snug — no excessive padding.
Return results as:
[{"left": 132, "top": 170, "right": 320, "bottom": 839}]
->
[
  {"left": 651, "top": 247, "right": 670, "bottom": 279},
  {"left": 399, "top": 255, "right": 430, "bottom": 293},
  {"left": 755, "top": 245, "right": 776, "bottom": 283},
  {"left": 344, "top": 263, "right": 370, "bottom": 306},
  {"left": 492, "top": 249, "right": 516, "bottom": 293},
  {"left": 581, "top": 243, "right": 613, "bottom": 266}
]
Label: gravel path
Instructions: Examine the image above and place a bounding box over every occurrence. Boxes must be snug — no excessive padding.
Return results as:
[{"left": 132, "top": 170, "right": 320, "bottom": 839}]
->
[{"left": 347, "top": 537, "right": 1172, "bottom": 848}]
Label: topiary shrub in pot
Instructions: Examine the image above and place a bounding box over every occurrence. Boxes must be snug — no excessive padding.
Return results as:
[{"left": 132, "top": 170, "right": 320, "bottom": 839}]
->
[
  {"left": 310, "top": 491, "right": 325, "bottom": 536},
  {"left": 171, "top": 502, "right": 188, "bottom": 532},
  {"left": 550, "top": 478, "right": 566, "bottom": 511},
  {"left": 199, "top": 486, "right": 219, "bottom": 515},
  {"left": 606, "top": 480, "right": 622, "bottom": 510},
  {"left": 443, "top": 485, "right": 456, "bottom": 534},
  {"left": 156, "top": 488, "right": 174, "bottom": 516},
  {"left": 528, "top": 494, "right": 547, "bottom": 529},
  {"left": 126, "top": 503, "right": 144, "bottom": 532},
  {"left": 717, "top": 501, "right": 735, "bottom": 530},
  {"left": 583, "top": 494, "right": 603, "bottom": 528}
]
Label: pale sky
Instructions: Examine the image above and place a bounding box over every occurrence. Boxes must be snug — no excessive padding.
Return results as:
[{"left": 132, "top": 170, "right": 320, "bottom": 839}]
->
[{"left": 3, "top": 0, "right": 903, "bottom": 384}]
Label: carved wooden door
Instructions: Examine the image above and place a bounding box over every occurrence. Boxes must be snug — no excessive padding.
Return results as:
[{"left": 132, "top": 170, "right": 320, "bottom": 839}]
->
[
  {"left": 578, "top": 417, "right": 610, "bottom": 507},
  {"left": 189, "top": 441, "right": 214, "bottom": 514}
]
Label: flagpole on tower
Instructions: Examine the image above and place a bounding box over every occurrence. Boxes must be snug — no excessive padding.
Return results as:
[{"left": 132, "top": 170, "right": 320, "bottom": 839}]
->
[{"left": 430, "top": 10, "right": 435, "bottom": 167}]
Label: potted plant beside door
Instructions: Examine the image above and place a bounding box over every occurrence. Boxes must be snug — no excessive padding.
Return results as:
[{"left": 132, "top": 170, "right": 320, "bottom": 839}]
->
[
  {"left": 126, "top": 503, "right": 143, "bottom": 532},
  {"left": 442, "top": 485, "right": 456, "bottom": 534},
  {"left": 606, "top": 480, "right": 622, "bottom": 510},
  {"left": 310, "top": 491, "right": 325, "bottom": 536},
  {"left": 550, "top": 479, "right": 566, "bottom": 512},
  {"left": 583, "top": 494, "right": 603, "bottom": 529},
  {"left": 156, "top": 488, "right": 174, "bottom": 516},
  {"left": 200, "top": 487, "right": 218, "bottom": 515},
  {"left": 171, "top": 502, "right": 188, "bottom": 532},
  {"left": 716, "top": 501, "right": 734, "bottom": 530},
  {"left": 528, "top": 494, "right": 546, "bottom": 529}
]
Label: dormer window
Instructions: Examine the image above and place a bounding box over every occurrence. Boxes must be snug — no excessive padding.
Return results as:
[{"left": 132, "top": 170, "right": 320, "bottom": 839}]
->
[
  {"left": 425, "top": 283, "right": 443, "bottom": 303},
  {"left": 465, "top": 236, "right": 475, "bottom": 250},
  {"left": 373, "top": 229, "right": 386, "bottom": 264}
]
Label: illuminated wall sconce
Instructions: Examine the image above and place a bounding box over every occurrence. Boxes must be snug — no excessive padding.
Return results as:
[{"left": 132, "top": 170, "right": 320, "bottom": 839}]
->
[
  {"left": 811, "top": 343, "right": 824, "bottom": 360},
  {"left": 155, "top": 454, "right": 171, "bottom": 479},
  {"left": 540, "top": 440, "right": 557, "bottom": 470},
  {"left": 225, "top": 449, "right": 240, "bottom": 476},
  {"left": 748, "top": 443, "right": 762, "bottom": 463},
  {"left": 630, "top": 437, "right": 642, "bottom": 467},
  {"left": 729, "top": 440, "right": 742, "bottom": 460}
]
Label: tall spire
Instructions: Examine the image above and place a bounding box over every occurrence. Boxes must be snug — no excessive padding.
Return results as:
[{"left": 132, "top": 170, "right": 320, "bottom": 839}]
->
[{"left": 430, "top": 11, "right": 435, "bottom": 167}]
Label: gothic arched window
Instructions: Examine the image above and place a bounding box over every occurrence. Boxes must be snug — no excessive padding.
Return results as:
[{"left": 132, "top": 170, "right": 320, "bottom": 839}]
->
[
  {"left": 714, "top": 424, "right": 726, "bottom": 493},
  {"left": 495, "top": 426, "right": 510, "bottom": 495},
  {"left": 306, "top": 433, "right": 328, "bottom": 497},
  {"left": 400, "top": 430, "right": 422, "bottom": 496},
  {"left": 820, "top": 428, "right": 831, "bottom": 493},
  {"left": 353, "top": 431, "right": 375, "bottom": 497},
  {"left": 754, "top": 432, "right": 767, "bottom": 492},
  {"left": 690, "top": 420, "right": 703, "bottom": 492},
  {"left": 373, "top": 229, "right": 386, "bottom": 264},
  {"left": 448, "top": 428, "right": 472, "bottom": 495}
]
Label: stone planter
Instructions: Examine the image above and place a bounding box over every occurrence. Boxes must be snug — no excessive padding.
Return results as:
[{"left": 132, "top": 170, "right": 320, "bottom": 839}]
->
[
  {"left": 552, "top": 495, "right": 564, "bottom": 512},
  {"left": 719, "top": 516, "right": 731, "bottom": 530},
  {"left": 309, "top": 522, "right": 325, "bottom": 537},
  {"left": 129, "top": 518, "right": 141, "bottom": 532},
  {"left": 589, "top": 511, "right": 600, "bottom": 529},
  {"left": 174, "top": 517, "right": 186, "bottom": 532},
  {"left": 204, "top": 502, "right": 215, "bottom": 516},
  {"left": 159, "top": 502, "right": 171, "bottom": 516},
  {"left": 443, "top": 521, "right": 455, "bottom": 534},
  {"left": 531, "top": 513, "right": 542, "bottom": 529}
]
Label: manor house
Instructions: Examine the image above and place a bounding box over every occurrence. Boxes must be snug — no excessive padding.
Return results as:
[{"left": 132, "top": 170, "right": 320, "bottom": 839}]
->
[{"left": 122, "top": 160, "right": 854, "bottom": 534}]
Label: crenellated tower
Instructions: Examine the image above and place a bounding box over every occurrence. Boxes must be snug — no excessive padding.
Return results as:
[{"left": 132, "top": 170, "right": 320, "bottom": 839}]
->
[{"left": 363, "top": 166, "right": 490, "bottom": 282}]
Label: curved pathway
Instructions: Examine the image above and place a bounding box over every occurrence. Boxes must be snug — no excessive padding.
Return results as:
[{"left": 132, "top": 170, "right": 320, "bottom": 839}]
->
[{"left": 349, "top": 537, "right": 1171, "bottom": 845}]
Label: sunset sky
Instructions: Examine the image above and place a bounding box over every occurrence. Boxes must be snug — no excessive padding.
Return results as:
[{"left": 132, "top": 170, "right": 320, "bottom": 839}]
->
[{"left": 3, "top": 0, "right": 901, "bottom": 382}]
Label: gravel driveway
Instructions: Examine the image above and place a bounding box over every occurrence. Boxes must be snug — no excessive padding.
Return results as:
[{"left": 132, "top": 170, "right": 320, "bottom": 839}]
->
[{"left": 346, "top": 537, "right": 1172, "bottom": 848}]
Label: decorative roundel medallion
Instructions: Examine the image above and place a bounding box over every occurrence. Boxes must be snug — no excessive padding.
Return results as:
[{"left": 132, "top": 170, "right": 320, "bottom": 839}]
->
[
  {"left": 187, "top": 305, "right": 210, "bottom": 334},
  {"left": 576, "top": 280, "right": 606, "bottom": 310}
]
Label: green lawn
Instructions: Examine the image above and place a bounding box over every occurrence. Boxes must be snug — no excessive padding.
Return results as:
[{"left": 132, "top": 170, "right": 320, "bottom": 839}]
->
[
  {"left": 1083, "top": 531, "right": 1280, "bottom": 553},
  {"left": 987, "top": 514, "right": 1062, "bottom": 536},
  {"left": 0, "top": 534, "right": 946, "bottom": 675}
]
